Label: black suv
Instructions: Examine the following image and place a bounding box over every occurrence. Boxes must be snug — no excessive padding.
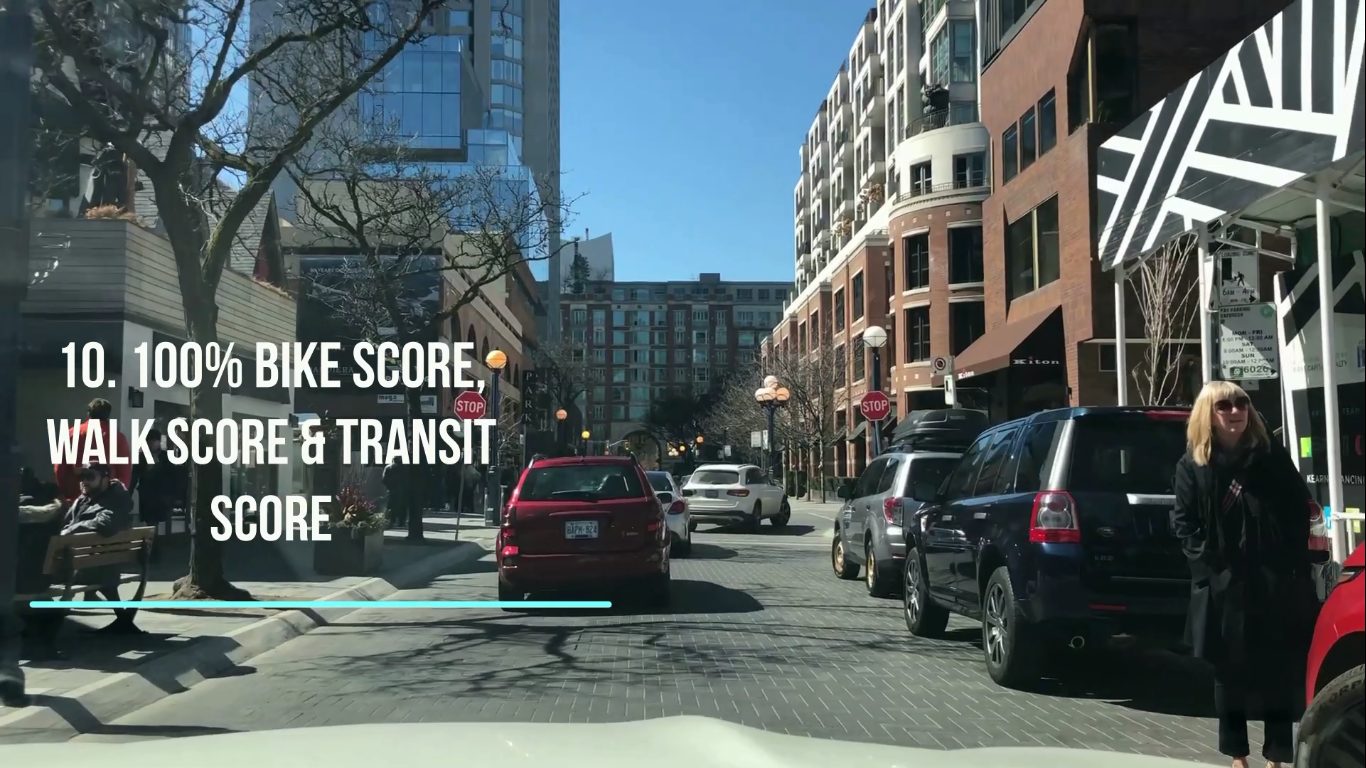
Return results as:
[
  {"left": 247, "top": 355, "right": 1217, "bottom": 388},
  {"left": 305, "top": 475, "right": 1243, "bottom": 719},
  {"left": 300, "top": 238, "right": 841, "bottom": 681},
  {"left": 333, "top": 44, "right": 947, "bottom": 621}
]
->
[{"left": 900, "top": 406, "right": 1191, "bottom": 688}]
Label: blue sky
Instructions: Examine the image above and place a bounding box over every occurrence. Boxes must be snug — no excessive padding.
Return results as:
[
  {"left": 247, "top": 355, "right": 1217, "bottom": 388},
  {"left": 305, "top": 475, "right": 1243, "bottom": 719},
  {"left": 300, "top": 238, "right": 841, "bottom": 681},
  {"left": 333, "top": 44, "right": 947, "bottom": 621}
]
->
[{"left": 560, "top": 0, "right": 874, "bottom": 283}]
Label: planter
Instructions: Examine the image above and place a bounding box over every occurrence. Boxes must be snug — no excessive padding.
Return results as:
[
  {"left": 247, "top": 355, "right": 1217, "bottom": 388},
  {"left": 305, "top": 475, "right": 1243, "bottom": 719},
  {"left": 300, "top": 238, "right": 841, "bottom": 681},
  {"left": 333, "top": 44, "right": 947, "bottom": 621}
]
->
[{"left": 313, "top": 529, "right": 385, "bottom": 576}]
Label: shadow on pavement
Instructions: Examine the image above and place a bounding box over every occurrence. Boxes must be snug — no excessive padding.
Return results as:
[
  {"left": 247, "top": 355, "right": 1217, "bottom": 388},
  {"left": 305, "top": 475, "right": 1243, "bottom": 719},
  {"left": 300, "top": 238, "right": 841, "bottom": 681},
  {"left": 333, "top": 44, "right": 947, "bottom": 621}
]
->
[
  {"left": 696, "top": 523, "right": 817, "bottom": 537},
  {"left": 685, "top": 543, "right": 737, "bottom": 560},
  {"left": 521, "top": 579, "right": 763, "bottom": 617},
  {"left": 1030, "top": 646, "right": 1218, "bottom": 718}
]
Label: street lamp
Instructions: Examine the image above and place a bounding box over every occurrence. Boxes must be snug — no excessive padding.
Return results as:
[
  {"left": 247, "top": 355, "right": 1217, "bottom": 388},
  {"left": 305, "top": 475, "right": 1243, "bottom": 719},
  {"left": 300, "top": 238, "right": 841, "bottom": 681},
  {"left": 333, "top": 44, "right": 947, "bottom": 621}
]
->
[
  {"left": 862, "top": 326, "right": 887, "bottom": 456},
  {"left": 754, "top": 379, "right": 791, "bottom": 478},
  {"left": 484, "top": 349, "right": 508, "bottom": 526},
  {"left": 554, "top": 408, "right": 567, "bottom": 455},
  {"left": 580, "top": 429, "right": 590, "bottom": 455}
]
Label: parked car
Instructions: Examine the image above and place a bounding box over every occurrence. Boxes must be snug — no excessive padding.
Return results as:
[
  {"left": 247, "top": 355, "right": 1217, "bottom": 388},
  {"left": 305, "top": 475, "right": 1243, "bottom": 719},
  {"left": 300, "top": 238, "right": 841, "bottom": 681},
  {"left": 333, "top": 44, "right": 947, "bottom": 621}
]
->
[
  {"left": 496, "top": 455, "right": 670, "bottom": 607},
  {"left": 681, "top": 464, "right": 790, "bottom": 531},
  {"left": 901, "top": 406, "right": 1194, "bottom": 688},
  {"left": 1297, "top": 544, "right": 1364, "bottom": 768},
  {"left": 646, "top": 470, "right": 693, "bottom": 557},
  {"left": 831, "top": 450, "right": 963, "bottom": 597}
]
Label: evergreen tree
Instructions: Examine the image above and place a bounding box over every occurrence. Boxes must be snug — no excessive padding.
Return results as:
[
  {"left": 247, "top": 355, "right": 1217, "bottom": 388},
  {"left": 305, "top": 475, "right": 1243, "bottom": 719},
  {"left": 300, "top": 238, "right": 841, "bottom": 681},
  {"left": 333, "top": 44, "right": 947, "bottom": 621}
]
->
[{"left": 568, "top": 249, "right": 591, "bottom": 294}]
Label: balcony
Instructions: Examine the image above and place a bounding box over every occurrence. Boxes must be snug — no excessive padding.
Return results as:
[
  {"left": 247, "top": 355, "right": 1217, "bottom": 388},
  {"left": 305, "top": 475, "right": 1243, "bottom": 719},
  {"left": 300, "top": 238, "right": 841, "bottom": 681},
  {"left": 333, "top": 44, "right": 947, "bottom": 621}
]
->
[
  {"left": 859, "top": 88, "right": 884, "bottom": 125},
  {"left": 892, "top": 180, "right": 990, "bottom": 207},
  {"left": 904, "top": 102, "right": 979, "bottom": 139},
  {"left": 832, "top": 130, "right": 853, "bottom": 161},
  {"left": 833, "top": 194, "right": 854, "bottom": 219}
]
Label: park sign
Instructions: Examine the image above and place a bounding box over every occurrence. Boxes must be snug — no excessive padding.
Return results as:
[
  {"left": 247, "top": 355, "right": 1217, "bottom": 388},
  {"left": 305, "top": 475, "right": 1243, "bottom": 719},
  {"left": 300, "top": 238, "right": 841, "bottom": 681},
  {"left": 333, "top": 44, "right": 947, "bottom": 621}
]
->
[
  {"left": 860, "top": 391, "right": 891, "bottom": 422},
  {"left": 453, "top": 390, "right": 488, "bottom": 420}
]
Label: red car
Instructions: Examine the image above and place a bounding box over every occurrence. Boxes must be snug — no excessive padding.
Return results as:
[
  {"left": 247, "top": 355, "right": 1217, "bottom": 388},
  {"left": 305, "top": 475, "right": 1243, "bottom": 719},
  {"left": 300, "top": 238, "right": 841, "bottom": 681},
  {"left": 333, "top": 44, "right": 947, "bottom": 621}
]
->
[
  {"left": 1298, "top": 543, "right": 1364, "bottom": 768},
  {"left": 496, "top": 455, "right": 670, "bottom": 607}
]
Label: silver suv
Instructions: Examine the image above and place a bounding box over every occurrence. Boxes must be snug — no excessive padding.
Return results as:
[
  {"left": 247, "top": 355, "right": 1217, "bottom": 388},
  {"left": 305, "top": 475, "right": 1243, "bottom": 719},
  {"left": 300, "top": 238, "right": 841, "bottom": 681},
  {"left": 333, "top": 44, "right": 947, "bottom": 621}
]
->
[{"left": 831, "top": 451, "right": 960, "bottom": 597}]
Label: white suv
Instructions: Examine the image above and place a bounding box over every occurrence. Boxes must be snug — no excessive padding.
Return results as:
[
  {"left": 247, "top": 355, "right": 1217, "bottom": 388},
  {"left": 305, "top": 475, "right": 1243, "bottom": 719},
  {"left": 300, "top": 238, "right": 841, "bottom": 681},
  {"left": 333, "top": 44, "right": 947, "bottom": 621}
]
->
[{"left": 682, "top": 464, "right": 790, "bottom": 532}]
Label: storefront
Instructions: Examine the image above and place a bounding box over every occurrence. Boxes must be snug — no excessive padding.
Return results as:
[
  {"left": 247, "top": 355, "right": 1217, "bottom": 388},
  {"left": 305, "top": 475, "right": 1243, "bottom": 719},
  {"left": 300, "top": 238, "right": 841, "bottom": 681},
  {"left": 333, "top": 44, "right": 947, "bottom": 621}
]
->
[{"left": 1093, "top": 0, "right": 1365, "bottom": 561}]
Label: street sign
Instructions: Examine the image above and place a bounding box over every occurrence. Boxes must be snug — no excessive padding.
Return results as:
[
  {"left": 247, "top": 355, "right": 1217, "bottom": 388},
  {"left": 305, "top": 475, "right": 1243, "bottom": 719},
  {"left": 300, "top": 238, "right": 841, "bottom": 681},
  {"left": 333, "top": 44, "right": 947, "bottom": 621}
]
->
[
  {"left": 944, "top": 374, "right": 957, "bottom": 406},
  {"left": 860, "top": 391, "right": 891, "bottom": 422},
  {"left": 1219, "top": 302, "right": 1278, "bottom": 380},
  {"left": 931, "top": 356, "right": 953, "bottom": 374},
  {"left": 453, "top": 390, "right": 488, "bottom": 419}
]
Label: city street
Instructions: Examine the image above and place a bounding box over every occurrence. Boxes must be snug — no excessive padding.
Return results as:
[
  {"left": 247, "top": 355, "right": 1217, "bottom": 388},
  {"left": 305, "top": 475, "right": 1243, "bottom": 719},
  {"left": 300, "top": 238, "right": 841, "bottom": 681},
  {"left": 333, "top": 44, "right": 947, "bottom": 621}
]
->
[{"left": 63, "top": 501, "right": 1237, "bottom": 765}]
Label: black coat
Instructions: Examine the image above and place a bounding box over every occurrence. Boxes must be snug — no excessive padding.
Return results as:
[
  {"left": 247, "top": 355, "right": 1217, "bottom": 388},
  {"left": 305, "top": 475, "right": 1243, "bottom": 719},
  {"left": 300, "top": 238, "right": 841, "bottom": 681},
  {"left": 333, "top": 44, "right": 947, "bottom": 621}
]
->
[{"left": 1171, "top": 443, "right": 1317, "bottom": 666}]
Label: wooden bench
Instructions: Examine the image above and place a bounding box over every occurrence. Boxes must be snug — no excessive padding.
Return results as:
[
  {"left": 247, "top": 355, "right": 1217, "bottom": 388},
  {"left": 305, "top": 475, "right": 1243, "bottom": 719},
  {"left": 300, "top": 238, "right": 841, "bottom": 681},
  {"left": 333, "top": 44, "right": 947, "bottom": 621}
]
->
[{"left": 15, "top": 527, "right": 156, "bottom": 616}]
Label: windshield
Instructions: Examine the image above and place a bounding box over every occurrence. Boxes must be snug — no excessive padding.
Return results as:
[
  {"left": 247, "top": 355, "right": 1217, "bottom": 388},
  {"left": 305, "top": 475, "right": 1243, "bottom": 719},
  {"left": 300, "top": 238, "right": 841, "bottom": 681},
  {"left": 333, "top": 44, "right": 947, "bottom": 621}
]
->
[
  {"left": 688, "top": 469, "right": 740, "bottom": 486},
  {"left": 518, "top": 465, "right": 645, "bottom": 501},
  {"left": 1067, "top": 416, "right": 1189, "bottom": 494}
]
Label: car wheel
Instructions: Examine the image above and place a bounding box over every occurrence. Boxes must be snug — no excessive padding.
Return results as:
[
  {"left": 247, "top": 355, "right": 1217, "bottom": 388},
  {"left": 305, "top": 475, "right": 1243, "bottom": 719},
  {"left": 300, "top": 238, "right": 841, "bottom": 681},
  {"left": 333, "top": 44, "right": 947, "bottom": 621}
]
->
[
  {"left": 688, "top": 520, "right": 698, "bottom": 533},
  {"left": 831, "top": 534, "right": 860, "bottom": 580},
  {"left": 981, "top": 566, "right": 1041, "bottom": 689},
  {"left": 497, "top": 578, "right": 525, "bottom": 611},
  {"left": 672, "top": 529, "right": 692, "bottom": 558},
  {"left": 772, "top": 499, "right": 791, "bottom": 528},
  {"left": 903, "top": 546, "right": 949, "bottom": 637},
  {"left": 747, "top": 502, "right": 762, "bottom": 532},
  {"left": 865, "top": 539, "right": 895, "bottom": 598},
  {"left": 1298, "top": 664, "right": 1365, "bottom": 768}
]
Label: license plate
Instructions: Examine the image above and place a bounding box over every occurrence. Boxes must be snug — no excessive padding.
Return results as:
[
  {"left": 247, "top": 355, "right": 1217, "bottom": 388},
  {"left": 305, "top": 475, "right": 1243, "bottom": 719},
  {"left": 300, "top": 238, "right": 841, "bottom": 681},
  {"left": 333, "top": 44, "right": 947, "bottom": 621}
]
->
[
  {"left": 704, "top": 490, "right": 719, "bottom": 498},
  {"left": 564, "top": 520, "right": 599, "bottom": 539}
]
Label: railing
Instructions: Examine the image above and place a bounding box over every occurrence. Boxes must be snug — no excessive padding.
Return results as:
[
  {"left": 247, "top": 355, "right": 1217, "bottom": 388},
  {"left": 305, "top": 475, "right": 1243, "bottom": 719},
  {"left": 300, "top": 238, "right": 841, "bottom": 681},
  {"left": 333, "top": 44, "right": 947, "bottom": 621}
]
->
[
  {"left": 893, "top": 180, "right": 989, "bottom": 205},
  {"left": 904, "top": 103, "right": 979, "bottom": 139}
]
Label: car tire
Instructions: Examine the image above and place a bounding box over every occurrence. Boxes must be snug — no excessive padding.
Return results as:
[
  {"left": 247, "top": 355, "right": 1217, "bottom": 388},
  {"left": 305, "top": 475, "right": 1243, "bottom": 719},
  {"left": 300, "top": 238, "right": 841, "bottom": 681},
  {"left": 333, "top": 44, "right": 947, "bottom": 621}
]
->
[
  {"left": 688, "top": 520, "right": 698, "bottom": 533},
  {"left": 1297, "top": 664, "right": 1365, "bottom": 768},
  {"left": 865, "top": 539, "right": 895, "bottom": 598},
  {"left": 497, "top": 578, "right": 525, "bottom": 611},
  {"left": 903, "top": 546, "right": 949, "bottom": 637},
  {"left": 772, "top": 499, "right": 791, "bottom": 528},
  {"left": 672, "top": 529, "right": 692, "bottom": 558},
  {"left": 981, "top": 566, "right": 1042, "bottom": 689},
  {"left": 832, "top": 534, "right": 860, "bottom": 580},
  {"left": 747, "top": 502, "right": 762, "bottom": 532}
]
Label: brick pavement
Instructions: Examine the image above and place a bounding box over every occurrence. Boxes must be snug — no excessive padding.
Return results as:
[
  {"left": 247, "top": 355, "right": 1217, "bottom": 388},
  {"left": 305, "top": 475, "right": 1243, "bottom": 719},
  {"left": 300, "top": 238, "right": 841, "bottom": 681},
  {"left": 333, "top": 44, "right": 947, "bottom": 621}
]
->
[{"left": 65, "top": 510, "right": 1235, "bottom": 764}]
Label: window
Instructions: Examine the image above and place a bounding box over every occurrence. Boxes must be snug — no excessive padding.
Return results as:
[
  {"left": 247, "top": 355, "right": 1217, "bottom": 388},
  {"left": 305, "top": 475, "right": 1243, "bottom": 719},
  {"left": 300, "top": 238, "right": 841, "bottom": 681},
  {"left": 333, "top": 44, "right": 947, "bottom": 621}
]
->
[
  {"left": 943, "top": 433, "right": 990, "bottom": 500},
  {"left": 757, "top": 289, "right": 770, "bottom": 300},
  {"left": 447, "top": 9, "right": 471, "bottom": 27},
  {"left": 949, "top": 226, "right": 984, "bottom": 283},
  {"left": 853, "top": 346, "right": 866, "bottom": 381},
  {"left": 736, "top": 288, "right": 753, "bottom": 300},
  {"left": 591, "top": 348, "right": 605, "bottom": 363},
  {"left": 930, "top": 28, "right": 950, "bottom": 85},
  {"left": 693, "top": 330, "right": 708, "bottom": 344},
  {"left": 1019, "top": 106, "right": 1037, "bottom": 170},
  {"left": 519, "top": 464, "right": 644, "bottom": 501},
  {"left": 950, "top": 302, "right": 986, "bottom": 356},
  {"left": 953, "top": 152, "right": 985, "bottom": 188},
  {"left": 1038, "top": 90, "right": 1057, "bottom": 154},
  {"left": 611, "top": 310, "right": 626, "bottom": 327},
  {"left": 570, "top": 308, "right": 587, "bottom": 325},
  {"left": 950, "top": 21, "right": 975, "bottom": 82},
  {"left": 876, "top": 457, "right": 903, "bottom": 494},
  {"left": 1013, "top": 420, "right": 1061, "bottom": 493},
  {"left": 833, "top": 289, "right": 846, "bottom": 331},
  {"left": 903, "top": 306, "right": 930, "bottom": 362},
  {"left": 903, "top": 233, "right": 929, "bottom": 290},
  {"left": 1093, "top": 23, "right": 1138, "bottom": 124},
  {"left": 910, "top": 161, "right": 932, "bottom": 196},
  {"left": 692, "top": 309, "right": 708, "bottom": 323},
  {"left": 851, "top": 273, "right": 865, "bottom": 321},
  {"left": 1002, "top": 125, "right": 1018, "bottom": 182},
  {"left": 1006, "top": 196, "right": 1061, "bottom": 301},
  {"left": 592, "top": 309, "right": 605, "bottom": 326},
  {"left": 973, "top": 428, "right": 1020, "bottom": 496},
  {"left": 672, "top": 309, "right": 686, "bottom": 327}
]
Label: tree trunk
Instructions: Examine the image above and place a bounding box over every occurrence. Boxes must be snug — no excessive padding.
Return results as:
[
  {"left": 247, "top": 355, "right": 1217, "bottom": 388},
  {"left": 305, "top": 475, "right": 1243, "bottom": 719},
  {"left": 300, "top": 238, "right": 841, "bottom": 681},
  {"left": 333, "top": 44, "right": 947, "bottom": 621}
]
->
[
  {"left": 404, "top": 386, "right": 426, "bottom": 541},
  {"left": 171, "top": 301, "right": 249, "bottom": 600}
]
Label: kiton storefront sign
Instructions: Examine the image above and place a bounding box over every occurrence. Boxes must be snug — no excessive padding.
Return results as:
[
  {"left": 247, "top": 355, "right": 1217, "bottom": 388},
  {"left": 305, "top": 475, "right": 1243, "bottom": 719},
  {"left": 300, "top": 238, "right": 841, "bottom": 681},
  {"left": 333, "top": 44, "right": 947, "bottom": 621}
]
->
[{"left": 1011, "top": 357, "right": 1061, "bottom": 367}]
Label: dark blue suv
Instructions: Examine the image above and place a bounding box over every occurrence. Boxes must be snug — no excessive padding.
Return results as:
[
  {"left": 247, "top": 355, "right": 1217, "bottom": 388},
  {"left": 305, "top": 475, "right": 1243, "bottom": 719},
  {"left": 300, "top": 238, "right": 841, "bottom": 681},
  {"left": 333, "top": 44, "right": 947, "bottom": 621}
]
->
[{"left": 900, "top": 406, "right": 1191, "bottom": 688}]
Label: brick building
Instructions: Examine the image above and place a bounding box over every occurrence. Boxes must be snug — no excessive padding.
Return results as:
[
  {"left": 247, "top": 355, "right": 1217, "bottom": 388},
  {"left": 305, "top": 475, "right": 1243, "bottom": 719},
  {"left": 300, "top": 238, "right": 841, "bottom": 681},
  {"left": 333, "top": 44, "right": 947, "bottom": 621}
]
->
[{"left": 961, "top": 0, "right": 1293, "bottom": 419}]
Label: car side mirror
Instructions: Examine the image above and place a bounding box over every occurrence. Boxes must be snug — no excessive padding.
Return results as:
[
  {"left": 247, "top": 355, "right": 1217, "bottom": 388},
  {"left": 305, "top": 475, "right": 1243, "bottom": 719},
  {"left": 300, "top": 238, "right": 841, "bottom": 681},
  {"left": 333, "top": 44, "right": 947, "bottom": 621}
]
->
[
  {"left": 655, "top": 491, "right": 674, "bottom": 505},
  {"left": 836, "top": 486, "right": 851, "bottom": 500}
]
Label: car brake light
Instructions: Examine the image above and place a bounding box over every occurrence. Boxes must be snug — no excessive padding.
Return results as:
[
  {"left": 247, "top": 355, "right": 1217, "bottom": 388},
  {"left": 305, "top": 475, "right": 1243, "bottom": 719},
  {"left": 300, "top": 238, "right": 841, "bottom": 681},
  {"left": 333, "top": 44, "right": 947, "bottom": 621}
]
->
[
  {"left": 727, "top": 489, "right": 750, "bottom": 497},
  {"left": 1029, "top": 491, "right": 1080, "bottom": 543},
  {"left": 883, "top": 498, "right": 898, "bottom": 524},
  {"left": 668, "top": 500, "right": 686, "bottom": 515},
  {"left": 502, "top": 504, "right": 517, "bottom": 528}
]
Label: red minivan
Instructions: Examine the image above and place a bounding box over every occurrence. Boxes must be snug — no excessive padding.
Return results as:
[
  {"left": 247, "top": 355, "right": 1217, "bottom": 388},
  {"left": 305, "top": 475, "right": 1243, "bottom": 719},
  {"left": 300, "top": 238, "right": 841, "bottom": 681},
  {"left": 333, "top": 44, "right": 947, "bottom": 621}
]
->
[
  {"left": 1297, "top": 544, "right": 1364, "bottom": 768},
  {"left": 496, "top": 455, "right": 670, "bottom": 607}
]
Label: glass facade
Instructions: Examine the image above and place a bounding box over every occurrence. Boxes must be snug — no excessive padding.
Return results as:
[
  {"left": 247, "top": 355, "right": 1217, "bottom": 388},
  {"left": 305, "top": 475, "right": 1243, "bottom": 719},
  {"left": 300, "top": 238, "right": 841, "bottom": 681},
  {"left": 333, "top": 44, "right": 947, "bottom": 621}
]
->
[
  {"left": 361, "top": 24, "right": 468, "bottom": 150},
  {"left": 490, "top": 0, "right": 526, "bottom": 154}
]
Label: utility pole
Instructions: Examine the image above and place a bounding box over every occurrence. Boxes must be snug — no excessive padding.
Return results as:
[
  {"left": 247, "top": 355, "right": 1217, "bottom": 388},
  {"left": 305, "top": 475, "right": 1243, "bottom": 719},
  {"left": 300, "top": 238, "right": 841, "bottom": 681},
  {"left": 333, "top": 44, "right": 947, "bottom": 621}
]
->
[{"left": 0, "top": 0, "right": 35, "bottom": 706}]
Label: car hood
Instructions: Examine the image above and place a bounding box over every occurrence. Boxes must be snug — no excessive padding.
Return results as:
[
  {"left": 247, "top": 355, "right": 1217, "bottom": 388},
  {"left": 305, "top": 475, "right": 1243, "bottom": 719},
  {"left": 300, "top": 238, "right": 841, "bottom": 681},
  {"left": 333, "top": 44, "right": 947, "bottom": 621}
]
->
[{"left": 4, "top": 716, "right": 1207, "bottom": 767}]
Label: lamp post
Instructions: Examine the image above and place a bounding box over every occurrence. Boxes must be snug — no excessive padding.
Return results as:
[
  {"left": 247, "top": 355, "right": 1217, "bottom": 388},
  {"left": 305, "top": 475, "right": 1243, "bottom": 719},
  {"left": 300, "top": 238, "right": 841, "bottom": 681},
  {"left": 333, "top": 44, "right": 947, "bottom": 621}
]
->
[
  {"left": 554, "top": 407, "right": 567, "bottom": 455},
  {"left": 580, "top": 429, "right": 590, "bottom": 455},
  {"left": 862, "top": 325, "right": 888, "bottom": 457},
  {"left": 484, "top": 349, "right": 508, "bottom": 526},
  {"left": 754, "top": 379, "right": 791, "bottom": 478}
]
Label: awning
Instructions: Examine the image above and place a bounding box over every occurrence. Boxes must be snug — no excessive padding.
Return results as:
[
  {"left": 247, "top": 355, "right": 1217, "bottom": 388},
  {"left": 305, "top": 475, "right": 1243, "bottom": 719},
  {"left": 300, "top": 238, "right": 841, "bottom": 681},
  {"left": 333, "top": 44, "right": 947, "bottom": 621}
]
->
[
  {"left": 951, "top": 307, "right": 1061, "bottom": 381},
  {"left": 1093, "top": 0, "right": 1365, "bottom": 271},
  {"left": 846, "top": 422, "right": 868, "bottom": 442}
]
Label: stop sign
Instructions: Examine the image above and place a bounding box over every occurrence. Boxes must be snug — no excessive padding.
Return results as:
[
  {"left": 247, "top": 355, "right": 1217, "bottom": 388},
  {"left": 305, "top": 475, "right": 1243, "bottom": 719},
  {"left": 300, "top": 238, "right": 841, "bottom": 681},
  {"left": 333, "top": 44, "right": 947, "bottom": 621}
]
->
[
  {"left": 860, "top": 391, "right": 891, "bottom": 422},
  {"left": 453, "top": 390, "right": 488, "bottom": 420}
]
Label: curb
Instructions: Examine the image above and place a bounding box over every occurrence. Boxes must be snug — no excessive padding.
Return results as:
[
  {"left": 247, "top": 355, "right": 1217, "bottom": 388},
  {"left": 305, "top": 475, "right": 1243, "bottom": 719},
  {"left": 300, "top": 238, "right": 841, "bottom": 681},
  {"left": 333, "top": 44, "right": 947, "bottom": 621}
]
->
[{"left": 0, "top": 539, "right": 488, "bottom": 743}]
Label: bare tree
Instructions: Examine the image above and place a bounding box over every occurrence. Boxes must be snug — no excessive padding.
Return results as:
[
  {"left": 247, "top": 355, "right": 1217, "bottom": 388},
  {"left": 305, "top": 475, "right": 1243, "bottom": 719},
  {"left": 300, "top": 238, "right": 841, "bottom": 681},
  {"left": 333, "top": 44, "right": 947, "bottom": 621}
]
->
[
  {"left": 531, "top": 338, "right": 592, "bottom": 413},
  {"left": 32, "top": 0, "right": 445, "bottom": 598},
  {"left": 288, "top": 113, "right": 575, "bottom": 537},
  {"left": 1129, "top": 233, "right": 1199, "bottom": 405}
]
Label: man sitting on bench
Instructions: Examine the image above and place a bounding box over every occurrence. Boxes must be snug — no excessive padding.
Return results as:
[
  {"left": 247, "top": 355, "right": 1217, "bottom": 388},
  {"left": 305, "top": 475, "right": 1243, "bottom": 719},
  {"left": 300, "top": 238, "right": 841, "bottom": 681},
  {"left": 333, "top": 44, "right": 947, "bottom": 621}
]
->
[{"left": 63, "top": 463, "right": 141, "bottom": 635}]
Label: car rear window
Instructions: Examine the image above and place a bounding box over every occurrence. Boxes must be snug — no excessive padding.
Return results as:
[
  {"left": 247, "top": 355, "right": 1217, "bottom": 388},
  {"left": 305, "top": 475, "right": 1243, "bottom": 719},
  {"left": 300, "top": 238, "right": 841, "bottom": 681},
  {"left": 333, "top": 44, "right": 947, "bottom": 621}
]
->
[
  {"left": 903, "top": 457, "right": 957, "bottom": 496},
  {"left": 1067, "top": 416, "right": 1188, "bottom": 494},
  {"left": 690, "top": 469, "right": 739, "bottom": 485},
  {"left": 518, "top": 465, "right": 646, "bottom": 501},
  {"left": 646, "top": 472, "right": 672, "bottom": 491}
]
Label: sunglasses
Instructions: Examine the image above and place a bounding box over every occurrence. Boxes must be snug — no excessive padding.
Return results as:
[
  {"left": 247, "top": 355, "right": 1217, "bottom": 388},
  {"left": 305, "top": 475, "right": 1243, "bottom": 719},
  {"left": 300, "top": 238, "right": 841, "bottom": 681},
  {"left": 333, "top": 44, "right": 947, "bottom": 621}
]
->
[{"left": 1214, "top": 396, "right": 1250, "bottom": 413}]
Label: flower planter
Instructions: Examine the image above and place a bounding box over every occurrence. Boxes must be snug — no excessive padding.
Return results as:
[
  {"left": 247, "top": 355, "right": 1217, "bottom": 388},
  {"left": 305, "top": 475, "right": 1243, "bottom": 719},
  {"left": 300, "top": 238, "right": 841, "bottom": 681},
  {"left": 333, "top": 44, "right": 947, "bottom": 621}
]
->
[{"left": 313, "top": 529, "right": 385, "bottom": 576}]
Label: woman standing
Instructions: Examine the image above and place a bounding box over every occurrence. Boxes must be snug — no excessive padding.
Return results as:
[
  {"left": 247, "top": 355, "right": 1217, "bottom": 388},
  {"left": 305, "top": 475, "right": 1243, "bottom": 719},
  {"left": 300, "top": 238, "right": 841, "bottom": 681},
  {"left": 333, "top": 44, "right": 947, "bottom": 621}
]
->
[{"left": 1172, "top": 380, "right": 1318, "bottom": 768}]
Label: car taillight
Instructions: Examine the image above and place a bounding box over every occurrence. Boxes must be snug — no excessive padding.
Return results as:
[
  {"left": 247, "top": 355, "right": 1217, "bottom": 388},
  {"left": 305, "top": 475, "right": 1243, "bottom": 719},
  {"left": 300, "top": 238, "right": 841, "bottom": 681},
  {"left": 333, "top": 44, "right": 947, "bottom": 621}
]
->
[
  {"left": 502, "top": 504, "right": 517, "bottom": 528},
  {"left": 727, "top": 489, "right": 750, "bottom": 497},
  {"left": 668, "top": 500, "right": 686, "bottom": 515},
  {"left": 883, "top": 498, "right": 898, "bottom": 525},
  {"left": 1029, "top": 491, "right": 1080, "bottom": 543}
]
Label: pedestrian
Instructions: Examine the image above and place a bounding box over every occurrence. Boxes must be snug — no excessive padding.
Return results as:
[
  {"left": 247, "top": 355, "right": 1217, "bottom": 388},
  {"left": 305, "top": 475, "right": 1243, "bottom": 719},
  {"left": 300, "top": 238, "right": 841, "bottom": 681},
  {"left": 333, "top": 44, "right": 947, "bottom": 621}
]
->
[
  {"left": 15, "top": 476, "right": 69, "bottom": 661},
  {"left": 129, "top": 427, "right": 174, "bottom": 560},
  {"left": 54, "top": 398, "right": 132, "bottom": 502},
  {"left": 63, "top": 463, "right": 143, "bottom": 634},
  {"left": 1171, "top": 380, "right": 1318, "bottom": 768}
]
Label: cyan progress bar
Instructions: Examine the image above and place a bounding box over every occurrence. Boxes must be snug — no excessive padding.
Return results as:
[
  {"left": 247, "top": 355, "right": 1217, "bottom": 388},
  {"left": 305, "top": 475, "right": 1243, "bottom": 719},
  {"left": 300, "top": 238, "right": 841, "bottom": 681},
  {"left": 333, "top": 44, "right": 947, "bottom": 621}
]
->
[{"left": 26, "top": 600, "right": 613, "bottom": 610}]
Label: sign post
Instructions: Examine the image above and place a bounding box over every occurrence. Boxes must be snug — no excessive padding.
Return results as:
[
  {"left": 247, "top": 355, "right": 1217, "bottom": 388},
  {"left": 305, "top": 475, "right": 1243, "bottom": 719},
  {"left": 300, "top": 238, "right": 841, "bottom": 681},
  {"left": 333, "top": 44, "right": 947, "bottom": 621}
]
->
[{"left": 933, "top": 356, "right": 956, "bottom": 406}]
